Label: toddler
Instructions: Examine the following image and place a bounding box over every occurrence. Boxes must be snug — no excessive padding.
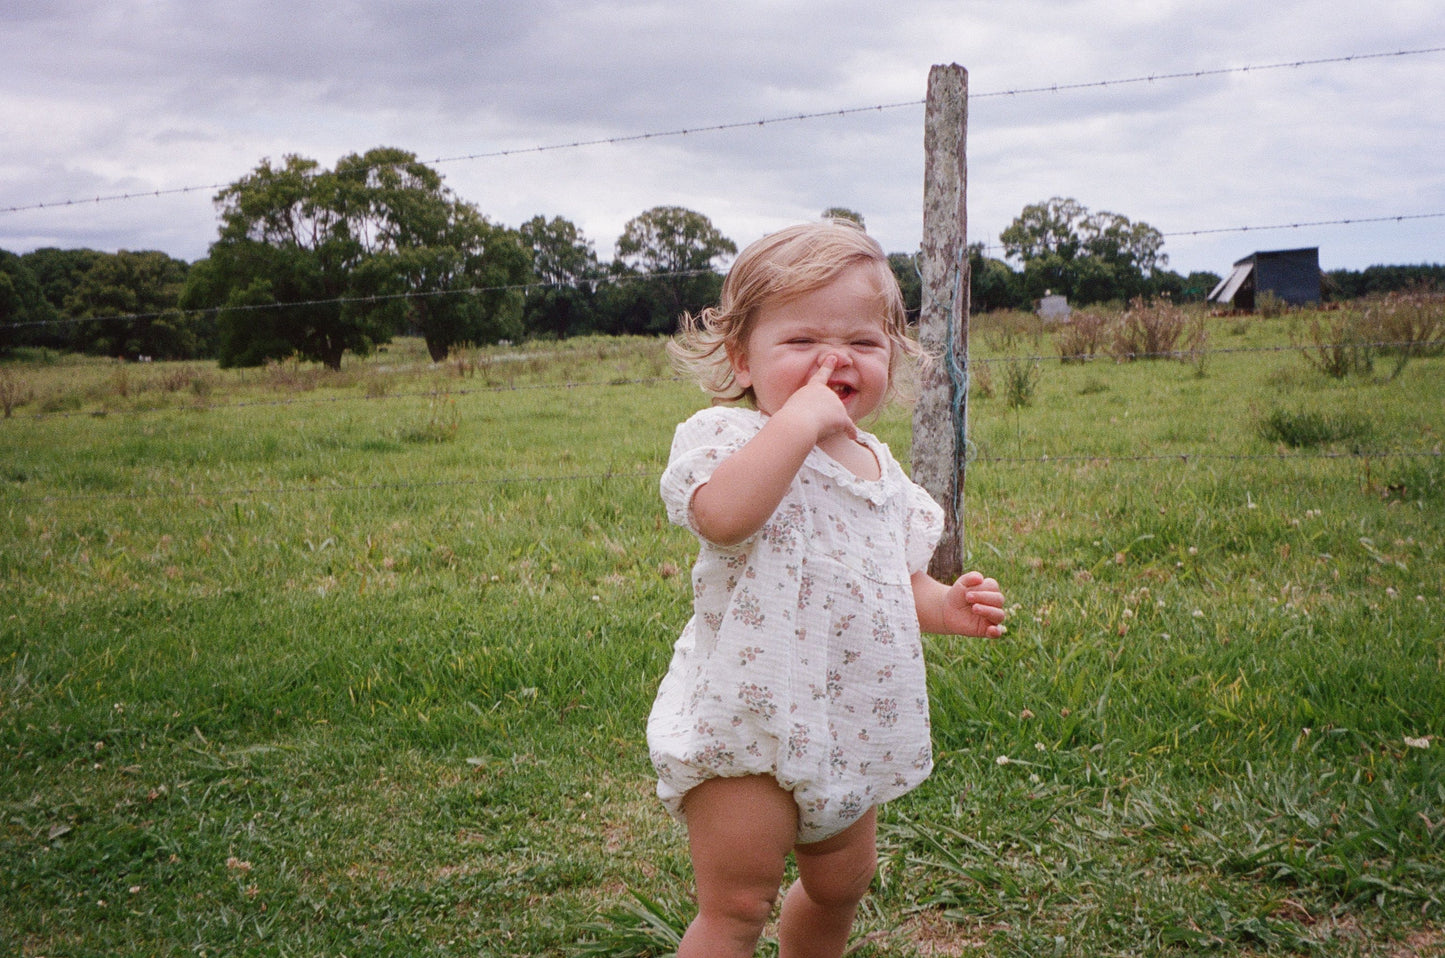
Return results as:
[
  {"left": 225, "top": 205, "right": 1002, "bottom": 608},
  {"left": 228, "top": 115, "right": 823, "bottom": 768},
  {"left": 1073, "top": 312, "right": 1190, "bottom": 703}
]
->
[{"left": 649, "top": 219, "right": 1005, "bottom": 958}]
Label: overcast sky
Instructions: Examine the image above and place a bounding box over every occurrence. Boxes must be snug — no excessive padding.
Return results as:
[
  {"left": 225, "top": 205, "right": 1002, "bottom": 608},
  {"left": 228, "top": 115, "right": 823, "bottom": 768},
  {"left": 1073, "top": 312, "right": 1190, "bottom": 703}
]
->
[{"left": 2, "top": 1, "right": 1442, "bottom": 277}]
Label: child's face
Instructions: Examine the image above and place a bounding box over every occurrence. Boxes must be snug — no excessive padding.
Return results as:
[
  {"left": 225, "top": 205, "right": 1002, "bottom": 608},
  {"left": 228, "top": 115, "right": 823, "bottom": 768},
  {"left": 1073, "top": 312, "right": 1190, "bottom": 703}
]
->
[{"left": 732, "top": 264, "right": 893, "bottom": 423}]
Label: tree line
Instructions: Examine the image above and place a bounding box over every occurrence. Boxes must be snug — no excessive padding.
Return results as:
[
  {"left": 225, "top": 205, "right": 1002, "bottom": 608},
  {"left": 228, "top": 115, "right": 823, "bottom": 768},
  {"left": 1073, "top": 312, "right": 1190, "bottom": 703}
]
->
[{"left": 3, "top": 149, "right": 1442, "bottom": 367}]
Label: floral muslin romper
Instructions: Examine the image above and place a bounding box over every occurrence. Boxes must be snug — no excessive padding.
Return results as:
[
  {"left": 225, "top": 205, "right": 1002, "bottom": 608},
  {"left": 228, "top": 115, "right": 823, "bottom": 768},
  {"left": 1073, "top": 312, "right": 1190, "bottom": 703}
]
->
[{"left": 648, "top": 405, "right": 945, "bottom": 843}]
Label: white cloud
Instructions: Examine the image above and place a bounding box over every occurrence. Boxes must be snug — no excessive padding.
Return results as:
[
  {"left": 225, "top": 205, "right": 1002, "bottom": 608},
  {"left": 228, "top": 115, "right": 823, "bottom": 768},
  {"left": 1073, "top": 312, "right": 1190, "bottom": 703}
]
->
[{"left": 1, "top": 0, "right": 1441, "bottom": 272}]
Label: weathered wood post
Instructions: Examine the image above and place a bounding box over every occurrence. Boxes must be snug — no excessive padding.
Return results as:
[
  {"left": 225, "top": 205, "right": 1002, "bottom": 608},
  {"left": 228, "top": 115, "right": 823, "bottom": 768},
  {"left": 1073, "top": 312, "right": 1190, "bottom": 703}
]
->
[{"left": 912, "top": 63, "right": 969, "bottom": 582}]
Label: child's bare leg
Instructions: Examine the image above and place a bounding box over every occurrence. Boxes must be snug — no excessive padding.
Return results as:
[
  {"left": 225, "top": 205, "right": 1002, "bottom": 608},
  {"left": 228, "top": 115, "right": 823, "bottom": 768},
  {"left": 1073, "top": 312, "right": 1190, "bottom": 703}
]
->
[
  {"left": 677, "top": 775, "right": 798, "bottom": 958},
  {"left": 778, "top": 809, "right": 878, "bottom": 958}
]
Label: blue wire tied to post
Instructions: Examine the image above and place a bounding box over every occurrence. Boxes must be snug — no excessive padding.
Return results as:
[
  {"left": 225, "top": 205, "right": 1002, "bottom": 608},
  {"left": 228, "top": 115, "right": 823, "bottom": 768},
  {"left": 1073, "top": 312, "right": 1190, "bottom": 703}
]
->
[{"left": 914, "top": 251, "right": 975, "bottom": 465}]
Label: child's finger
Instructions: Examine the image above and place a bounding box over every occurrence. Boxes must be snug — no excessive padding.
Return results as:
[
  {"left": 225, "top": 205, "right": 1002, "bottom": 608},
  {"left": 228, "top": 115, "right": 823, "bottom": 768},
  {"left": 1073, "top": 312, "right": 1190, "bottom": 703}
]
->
[
  {"left": 971, "top": 600, "right": 1007, "bottom": 622},
  {"left": 966, "top": 585, "right": 1004, "bottom": 604},
  {"left": 809, "top": 355, "right": 839, "bottom": 385}
]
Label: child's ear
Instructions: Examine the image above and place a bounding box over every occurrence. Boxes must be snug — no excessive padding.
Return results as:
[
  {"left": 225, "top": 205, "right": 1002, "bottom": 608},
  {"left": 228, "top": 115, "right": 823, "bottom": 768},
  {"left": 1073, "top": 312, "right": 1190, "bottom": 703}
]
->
[{"left": 727, "top": 342, "right": 752, "bottom": 390}]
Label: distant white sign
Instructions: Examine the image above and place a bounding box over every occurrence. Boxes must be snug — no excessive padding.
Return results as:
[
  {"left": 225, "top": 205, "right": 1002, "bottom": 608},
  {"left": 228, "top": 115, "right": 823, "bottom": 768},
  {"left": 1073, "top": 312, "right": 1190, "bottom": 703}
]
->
[{"left": 1038, "top": 295, "right": 1071, "bottom": 322}]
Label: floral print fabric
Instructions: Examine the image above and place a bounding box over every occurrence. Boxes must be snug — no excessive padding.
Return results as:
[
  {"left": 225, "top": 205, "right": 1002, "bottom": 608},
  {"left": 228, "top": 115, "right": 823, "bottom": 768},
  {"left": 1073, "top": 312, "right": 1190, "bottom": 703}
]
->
[{"left": 648, "top": 406, "right": 945, "bottom": 843}]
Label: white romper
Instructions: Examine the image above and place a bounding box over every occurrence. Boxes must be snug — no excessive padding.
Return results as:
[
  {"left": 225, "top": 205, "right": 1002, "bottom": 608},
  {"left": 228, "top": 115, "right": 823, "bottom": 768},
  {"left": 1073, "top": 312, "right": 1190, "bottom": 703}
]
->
[{"left": 648, "top": 406, "right": 945, "bottom": 843}]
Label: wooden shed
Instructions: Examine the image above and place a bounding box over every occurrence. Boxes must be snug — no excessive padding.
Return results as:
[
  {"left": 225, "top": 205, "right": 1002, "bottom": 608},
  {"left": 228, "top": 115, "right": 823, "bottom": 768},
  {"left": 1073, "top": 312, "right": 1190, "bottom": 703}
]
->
[{"left": 1208, "top": 247, "right": 1321, "bottom": 310}]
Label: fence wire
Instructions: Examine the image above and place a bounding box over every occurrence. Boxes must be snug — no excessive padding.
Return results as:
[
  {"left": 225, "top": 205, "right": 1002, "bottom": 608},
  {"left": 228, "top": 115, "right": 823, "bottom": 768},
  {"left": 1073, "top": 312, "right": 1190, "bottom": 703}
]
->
[
  {"left": 6, "top": 447, "right": 1441, "bottom": 507},
  {"left": 4, "top": 46, "right": 1442, "bottom": 508},
  {"left": 4, "top": 333, "right": 1441, "bottom": 423},
  {"left": 3, "top": 46, "right": 1441, "bottom": 217}
]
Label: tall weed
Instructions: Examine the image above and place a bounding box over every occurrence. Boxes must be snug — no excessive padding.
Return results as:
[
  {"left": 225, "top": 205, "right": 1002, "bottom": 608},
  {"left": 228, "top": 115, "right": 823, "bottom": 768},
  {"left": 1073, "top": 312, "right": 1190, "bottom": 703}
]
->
[
  {"left": 1106, "top": 297, "right": 1208, "bottom": 363},
  {"left": 265, "top": 356, "right": 324, "bottom": 391},
  {"left": 1002, "top": 357, "right": 1042, "bottom": 409},
  {"left": 1056, "top": 310, "right": 1106, "bottom": 363},
  {"left": 969, "top": 360, "right": 995, "bottom": 399},
  {"left": 977, "top": 309, "right": 1046, "bottom": 352},
  {"left": 402, "top": 389, "right": 461, "bottom": 443},
  {"left": 1366, "top": 289, "right": 1445, "bottom": 379},
  {"left": 0, "top": 369, "right": 32, "bottom": 417},
  {"left": 1291, "top": 310, "right": 1376, "bottom": 378}
]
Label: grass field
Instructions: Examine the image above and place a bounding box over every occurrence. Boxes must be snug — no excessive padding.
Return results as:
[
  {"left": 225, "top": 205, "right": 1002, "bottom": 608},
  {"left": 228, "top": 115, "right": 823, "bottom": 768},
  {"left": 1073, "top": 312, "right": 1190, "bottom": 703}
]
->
[{"left": 2, "top": 310, "right": 1442, "bottom": 957}]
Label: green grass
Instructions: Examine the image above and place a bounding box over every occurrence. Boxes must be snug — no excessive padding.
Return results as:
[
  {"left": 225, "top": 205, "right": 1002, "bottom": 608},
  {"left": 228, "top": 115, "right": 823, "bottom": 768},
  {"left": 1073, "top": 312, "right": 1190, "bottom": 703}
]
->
[{"left": 2, "top": 319, "right": 1443, "bottom": 956}]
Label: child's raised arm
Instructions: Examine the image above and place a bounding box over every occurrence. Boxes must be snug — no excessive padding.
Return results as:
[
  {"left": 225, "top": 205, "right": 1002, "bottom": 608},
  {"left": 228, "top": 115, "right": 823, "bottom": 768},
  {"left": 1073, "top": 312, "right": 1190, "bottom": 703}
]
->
[
  {"left": 912, "top": 570, "right": 1007, "bottom": 638},
  {"left": 691, "top": 357, "right": 855, "bottom": 546}
]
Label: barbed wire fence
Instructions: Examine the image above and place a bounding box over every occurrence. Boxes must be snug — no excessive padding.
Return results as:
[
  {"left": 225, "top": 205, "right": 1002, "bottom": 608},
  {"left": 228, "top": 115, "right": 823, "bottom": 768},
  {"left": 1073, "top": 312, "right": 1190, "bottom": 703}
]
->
[
  {"left": 4, "top": 330, "right": 1442, "bottom": 422},
  {"left": 4, "top": 46, "right": 1441, "bottom": 217},
  {"left": 2, "top": 46, "right": 1443, "bottom": 510},
  {"left": 4, "top": 324, "right": 1441, "bottom": 506},
  {"left": 2, "top": 45, "right": 1442, "bottom": 336}
]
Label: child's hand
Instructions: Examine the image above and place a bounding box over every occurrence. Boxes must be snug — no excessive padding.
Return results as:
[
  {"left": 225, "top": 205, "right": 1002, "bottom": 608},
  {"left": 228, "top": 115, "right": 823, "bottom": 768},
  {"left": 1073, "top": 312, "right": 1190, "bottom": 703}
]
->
[
  {"left": 777, "top": 355, "right": 857, "bottom": 445},
  {"left": 940, "top": 571, "right": 1007, "bottom": 638}
]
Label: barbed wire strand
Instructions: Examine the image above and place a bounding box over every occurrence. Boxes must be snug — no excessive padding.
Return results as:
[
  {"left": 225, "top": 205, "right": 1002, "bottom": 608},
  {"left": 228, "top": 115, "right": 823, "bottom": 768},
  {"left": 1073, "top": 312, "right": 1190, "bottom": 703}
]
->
[
  {"left": 6, "top": 334, "right": 1442, "bottom": 423},
  {"left": 974, "top": 210, "right": 1445, "bottom": 256},
  {"left": 0, "top": 267, "right": 719, "bottom": 331},
  {"left": 6, "top": 209, "right": 1444, "bottom": 335},
  {"left": 5, "top": 447, "right": 1439, "bottom": 507},
  {"left": 4, "top": 333, "right": 1442, "bottom": 423},
  {"left": 2, "top": 46, "right": 1441, "bottom": 216}
]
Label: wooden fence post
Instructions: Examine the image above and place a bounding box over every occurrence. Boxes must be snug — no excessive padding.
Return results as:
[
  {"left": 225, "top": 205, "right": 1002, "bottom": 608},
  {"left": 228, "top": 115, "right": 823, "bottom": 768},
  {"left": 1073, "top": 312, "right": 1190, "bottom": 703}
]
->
[{"left": 912, "top": 63, "right": 969, "bottom": 582}]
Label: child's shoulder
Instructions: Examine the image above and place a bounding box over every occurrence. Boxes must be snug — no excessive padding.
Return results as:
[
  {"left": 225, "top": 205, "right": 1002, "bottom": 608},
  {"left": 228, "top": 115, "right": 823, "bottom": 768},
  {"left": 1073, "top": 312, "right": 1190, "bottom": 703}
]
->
[{"left": 675, "top": 404, "right": 763, "bottom": 439}]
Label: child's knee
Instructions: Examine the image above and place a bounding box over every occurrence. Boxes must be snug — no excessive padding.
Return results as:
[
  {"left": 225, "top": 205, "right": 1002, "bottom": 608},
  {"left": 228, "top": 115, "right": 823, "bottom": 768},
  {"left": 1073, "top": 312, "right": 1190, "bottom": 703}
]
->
[
  {"left": 802, "top": 854, "right": 876, "bottom": 909},
  {"left": 699, "top": 883, "right": 779, "bottom": 931},
  {"left": 797, "top": 849, "right": 872, "bottom": 913}
]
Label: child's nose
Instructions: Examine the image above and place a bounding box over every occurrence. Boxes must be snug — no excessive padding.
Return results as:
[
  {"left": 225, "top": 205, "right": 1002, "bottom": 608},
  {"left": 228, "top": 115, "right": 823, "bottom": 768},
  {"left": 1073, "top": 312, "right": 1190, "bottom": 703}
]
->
[{"left": 823, "top": 347, "right": 852, "bottom": 368}]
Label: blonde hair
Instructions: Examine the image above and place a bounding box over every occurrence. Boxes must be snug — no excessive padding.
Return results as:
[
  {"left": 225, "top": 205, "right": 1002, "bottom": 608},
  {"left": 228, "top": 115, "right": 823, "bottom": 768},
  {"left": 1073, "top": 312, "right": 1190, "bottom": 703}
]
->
[{"left": 669, "top": 219, "right": 921, "bottom": 405}]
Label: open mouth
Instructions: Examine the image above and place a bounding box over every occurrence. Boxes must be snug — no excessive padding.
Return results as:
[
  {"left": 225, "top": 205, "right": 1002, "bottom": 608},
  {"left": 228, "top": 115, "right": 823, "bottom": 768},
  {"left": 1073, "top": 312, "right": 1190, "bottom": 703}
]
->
[{"left": 829, "top": 383, "right": 856, "bottom": 401}]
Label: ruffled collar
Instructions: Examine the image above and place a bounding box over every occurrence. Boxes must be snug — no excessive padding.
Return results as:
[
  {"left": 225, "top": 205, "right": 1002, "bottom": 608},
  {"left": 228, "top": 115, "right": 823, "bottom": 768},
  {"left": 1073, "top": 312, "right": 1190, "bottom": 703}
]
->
[{"left": 806, "top": 430, "right": 899, "bottom": 505}]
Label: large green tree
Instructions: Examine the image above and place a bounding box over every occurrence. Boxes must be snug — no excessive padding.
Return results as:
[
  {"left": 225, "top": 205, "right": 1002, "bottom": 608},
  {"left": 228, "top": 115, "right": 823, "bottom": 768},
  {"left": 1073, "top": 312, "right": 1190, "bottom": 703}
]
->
[
  {"left": 822, "top": 207, "right": 866, "bottom": 228},
  {"left": 63, "top": 250, "right": 194, "bottom": 359},
  {"left": 334, "top": 148, "right": 530, "bottom": 361},
  {"left": 1001, "top": 197, "right": 1167, "bottom": 305},
  {"left": 518, "top": 215, "right": 601, "bottom": 339},
  {"left": 185, "top": 154, "right": 372, "bottom": 369},
  {"left": 186, "top": 147, "right": 527, "bottom": 368},
  {"left": 887, "top": 253, "right": 922, "bottom": 319},
  {"left": 968, "top": 243, "right": 1024, "bottom": 313},
  {"left": 614, "top": 206, "right": 735, "bottom": 333},
  {"left": 21, "top": 248, "right": 105, "bottom": 313},
  {"left": 0, "top": 251, "right": 58, "bottom": 354}
]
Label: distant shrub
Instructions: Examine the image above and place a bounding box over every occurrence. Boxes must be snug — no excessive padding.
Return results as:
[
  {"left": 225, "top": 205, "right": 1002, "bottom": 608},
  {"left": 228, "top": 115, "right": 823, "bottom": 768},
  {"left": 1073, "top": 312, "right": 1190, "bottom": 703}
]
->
[
  {"left": 1365, "top": 289, "right": 1445, "bottom": 379},
  {"left": 969, "top": 361, "right": 995, "bottom": 400},
  {"left": 11, "top": 347, "right": 60, "bottom": 365},
  {"left": 402, "top": 391, "right": 460, "bottom": 443},
  {"left": 159, "top": 366, "right": 206, "bottom": 394},
  {"left": 0, "top": 369, "right": 33, "bottom": 417},
  {"left": 362, "top": 374, "right": 391, "bottom": 399},
  {"left": 1056, "top": 311, "right": 1106, "bottom": 363},
  {"left": 1291, "top": 311, "right": 1375, "bottom": 379},
  {"left": 109, "top": 365, "right": 132, "bottom": 399},
  {"left": 1106, "top": 298, "right": 1208, "bottom": 363},
  {"left": 978, "top": 309, "right": 1045, "bottom": 352},
  {"left": 448, "top": 345, "right": 479, "bottom": 378},
  {"left": 1255, "top": 291, "right": 1288, "bottom": 318},
  {"left": 1002, "top": 357, "right": 1042, "bottom": 409},
  {"left": 265, "top": 357, "right": 323, "bottom": 392}
]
